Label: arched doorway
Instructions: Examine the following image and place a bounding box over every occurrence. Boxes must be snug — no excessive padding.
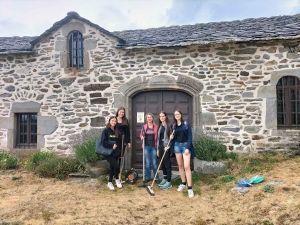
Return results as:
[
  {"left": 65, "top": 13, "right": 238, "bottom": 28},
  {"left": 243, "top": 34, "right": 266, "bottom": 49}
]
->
[
  {"left": 131, "top": 90, "right": 193, "bottom": 169},
  {"left": 116, "top": 74, "right": 204, "bottom": 170}
]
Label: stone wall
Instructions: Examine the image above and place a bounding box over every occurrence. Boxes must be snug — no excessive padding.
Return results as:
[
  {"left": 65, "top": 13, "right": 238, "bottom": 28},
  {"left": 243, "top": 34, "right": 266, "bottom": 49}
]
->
[{"left": 1, "top": 19, "right": 300, "bottom": 154}]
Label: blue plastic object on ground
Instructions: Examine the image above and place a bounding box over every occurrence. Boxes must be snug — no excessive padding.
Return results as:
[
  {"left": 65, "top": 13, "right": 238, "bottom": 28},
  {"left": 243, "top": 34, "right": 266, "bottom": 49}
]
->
[{"left": 237, "top": 179, "right": 252, "bottom": 187}]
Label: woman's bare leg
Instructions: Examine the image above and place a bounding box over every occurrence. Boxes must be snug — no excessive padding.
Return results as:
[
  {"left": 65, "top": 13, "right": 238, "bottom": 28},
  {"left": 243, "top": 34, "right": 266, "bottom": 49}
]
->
[
  {"left": 176, "top": 153, "right": 186, "bottom": 182},
  {"left": 183, "top": 153, "right": 192, "bottom": 186}
]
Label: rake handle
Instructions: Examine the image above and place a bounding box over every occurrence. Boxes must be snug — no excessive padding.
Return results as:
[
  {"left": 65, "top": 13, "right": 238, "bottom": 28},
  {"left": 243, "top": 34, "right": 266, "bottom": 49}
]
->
[
  {"left": 119, "top": 135, "right": 125, "bottom": 180},
  {"left": 150, "top": 130, "right": 174, "bottom": 188}
]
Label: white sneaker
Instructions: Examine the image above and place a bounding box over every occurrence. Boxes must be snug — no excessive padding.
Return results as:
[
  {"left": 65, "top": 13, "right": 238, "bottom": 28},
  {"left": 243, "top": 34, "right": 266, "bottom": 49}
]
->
[
  {"left": 115, "top": 179, "right": 122, "bottom": 188},
  {"left": 107, "top": 182, "right": 115, "bottom": 190},
  {"left": 177, "top": 184, "right": 187, "bottom": 192},
  {"left": 188, "top": 189, "right": 194, "bottom": 198}
]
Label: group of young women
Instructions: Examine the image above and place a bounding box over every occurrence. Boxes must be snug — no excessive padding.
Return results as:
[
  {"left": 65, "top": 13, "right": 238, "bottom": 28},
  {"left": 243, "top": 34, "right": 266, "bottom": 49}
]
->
[{"left": 100, "top": 107, "right": 195, "bottom": 198}]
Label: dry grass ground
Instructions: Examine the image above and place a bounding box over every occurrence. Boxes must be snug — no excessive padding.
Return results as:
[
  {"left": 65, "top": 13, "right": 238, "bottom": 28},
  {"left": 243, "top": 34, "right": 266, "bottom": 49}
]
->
[{"left": 1, "top": 154, "right": 300, "bottom": 225}]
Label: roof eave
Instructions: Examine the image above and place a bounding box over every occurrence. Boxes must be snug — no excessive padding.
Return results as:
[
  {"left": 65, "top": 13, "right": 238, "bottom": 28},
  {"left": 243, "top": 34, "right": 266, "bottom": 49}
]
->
[
  {"left": 0, "top": 50, "right": 35, "bottom": 55},
  {"left": 115, "top": 35, "right": 300, "bottom": 49}
]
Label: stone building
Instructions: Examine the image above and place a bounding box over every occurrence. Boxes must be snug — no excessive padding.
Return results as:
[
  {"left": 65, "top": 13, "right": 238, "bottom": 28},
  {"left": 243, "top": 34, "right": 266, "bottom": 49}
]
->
[{"left": 1, "top": 12, "right": 300, "bottom": 168}]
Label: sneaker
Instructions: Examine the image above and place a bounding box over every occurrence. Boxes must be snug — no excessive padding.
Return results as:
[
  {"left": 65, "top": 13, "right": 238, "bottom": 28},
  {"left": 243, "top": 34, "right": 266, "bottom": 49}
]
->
[
  {"left": 177, "top": 184, "right": 187, "bottom": 192},
  {"left": 115, "top": 179, "right": 122, "bottom": 189},
  {"left": 188, "top": 189, "right": 194, "bottom": 198},
  {"left": 158, "top": 179, "right": 167, "bottom": 187},
  {"left": 107, "top": 182, "right": 115, "bottom": 190},
  {"left": 161, "top": 181, "right": 172, "bottom": 190},
  {"left": 144, "top": 178, "right": 150, "bottom": 183},
  {"left": 155, "top": 179, "right": 160, "bottom": 184}
]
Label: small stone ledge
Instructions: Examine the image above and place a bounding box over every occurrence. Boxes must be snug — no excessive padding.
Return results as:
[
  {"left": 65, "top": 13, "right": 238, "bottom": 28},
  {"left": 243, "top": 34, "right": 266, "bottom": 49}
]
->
[
  {"left": 85, "top": 160, "right": 110, "bottom": 176},
  {"left": 69, "top": 173, "right": 91, "bottom": 178},
  {"left": 193, "top": 158, "right": 230, "bottom": 174}
]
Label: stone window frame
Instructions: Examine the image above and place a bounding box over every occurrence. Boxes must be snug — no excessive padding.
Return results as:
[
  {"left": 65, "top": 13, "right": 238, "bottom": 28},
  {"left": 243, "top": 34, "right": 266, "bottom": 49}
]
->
[
  {"left": 1, "top": 101, "right": 59, "bottom": 150},
  {"left": 15, "top": 113, "right": 38, "bottom": 148},
  {"left": 276, "top": 76, "right": 300, "bottom": 129},
  {"left": 68, "top": 31, "right": 84, "bottom": 68},
  {"left": 258, "top": 68, "right": 300, "bottom": 130},
  {"left": 58, "top": 21, "right": 90, "bottom": 71}
]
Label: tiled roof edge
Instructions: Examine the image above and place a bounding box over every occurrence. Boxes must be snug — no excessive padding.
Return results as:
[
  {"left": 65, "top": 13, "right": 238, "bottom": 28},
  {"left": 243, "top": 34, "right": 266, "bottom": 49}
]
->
[
  {"left": 115, "top": 35, "right": 300, "bottom": 49},
  {"left": 30, "top": 11, "right": 126, "bottom": 46}
]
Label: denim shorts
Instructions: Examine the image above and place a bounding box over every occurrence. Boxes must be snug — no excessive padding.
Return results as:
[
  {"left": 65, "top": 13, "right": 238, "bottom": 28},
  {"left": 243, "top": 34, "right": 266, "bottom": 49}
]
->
[{"left": 174, "top": 142, "right": 190, "bottom": 154}]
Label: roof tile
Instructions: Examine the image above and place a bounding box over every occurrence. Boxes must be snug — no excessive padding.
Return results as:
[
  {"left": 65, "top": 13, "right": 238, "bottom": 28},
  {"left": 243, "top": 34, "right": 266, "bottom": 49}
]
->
[{"left": 1, "top": 13, "right": 300, "bottom": 53}]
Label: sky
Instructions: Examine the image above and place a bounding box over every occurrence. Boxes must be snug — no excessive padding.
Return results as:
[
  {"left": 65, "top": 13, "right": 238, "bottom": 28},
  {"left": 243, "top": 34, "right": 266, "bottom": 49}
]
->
[{"left": 0, "top": 0, "right": 300, "bottom": 37}]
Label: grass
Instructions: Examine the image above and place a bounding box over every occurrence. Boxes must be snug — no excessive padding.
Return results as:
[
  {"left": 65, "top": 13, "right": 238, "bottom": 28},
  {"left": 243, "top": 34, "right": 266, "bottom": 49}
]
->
[
  {"left": 22, "top": 151, "right": 55, "bottom": 170},
  {"left": 0, "top": 149, "right": 297, "bottom": 193},
  {"left": 0, "top": 152, "right": 18, "bottom": 169},
  {"left": 221, "top": 175, "right": 235, "bottom": 183},
  {"left": 235, "top": 153, "right": 290, "bottom": 177},
  {"left": 171, "top": 153, "right": 294, "bottom": 194},
  {"left": 35, "top": 157, "right": 83, "bottom": 180},
  {"left": 263, "top": 185, "right": 274, "bottom": 193},
  {"left": 1, "top": 152, "right": 299, "bottom": 225}
]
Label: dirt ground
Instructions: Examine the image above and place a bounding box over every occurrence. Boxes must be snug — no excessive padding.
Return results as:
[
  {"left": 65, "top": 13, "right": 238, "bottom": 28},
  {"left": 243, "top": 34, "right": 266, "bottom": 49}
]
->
[{"left": 1, "top": 156, "right": 300, "bottom": 225}]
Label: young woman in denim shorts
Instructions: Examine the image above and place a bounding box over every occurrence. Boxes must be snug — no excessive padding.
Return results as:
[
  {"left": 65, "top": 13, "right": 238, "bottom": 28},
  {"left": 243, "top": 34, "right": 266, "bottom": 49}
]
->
[{"left": 170, "top": 110, "right": 195, "bottom": 198}]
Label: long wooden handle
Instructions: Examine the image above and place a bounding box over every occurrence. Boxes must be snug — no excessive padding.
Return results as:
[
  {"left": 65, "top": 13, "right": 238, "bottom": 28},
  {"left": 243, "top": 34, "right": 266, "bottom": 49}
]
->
[
  {"left": 119, "top": 135, "right": 125, "bottom": 180},
  {"left": 165, "top": 130, "right": 174, "bottom": 150},
  {"left": 120, "top": 135, "right": 125, "bottom": 156},
  {"left": 150, "top": 130, "right": 174, "bottom": 188}
]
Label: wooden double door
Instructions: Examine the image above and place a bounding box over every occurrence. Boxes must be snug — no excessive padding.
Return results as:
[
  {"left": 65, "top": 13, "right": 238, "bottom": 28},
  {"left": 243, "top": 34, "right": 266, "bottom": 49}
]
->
[{"left": 131, "top": 91, "right": 193, "bottom": 169}]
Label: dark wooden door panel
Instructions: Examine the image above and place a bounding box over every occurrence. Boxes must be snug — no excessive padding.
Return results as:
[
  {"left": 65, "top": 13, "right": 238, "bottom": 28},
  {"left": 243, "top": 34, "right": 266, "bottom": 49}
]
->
[{"left": 131, "top": 91, "right": 192, "bottom": 170}]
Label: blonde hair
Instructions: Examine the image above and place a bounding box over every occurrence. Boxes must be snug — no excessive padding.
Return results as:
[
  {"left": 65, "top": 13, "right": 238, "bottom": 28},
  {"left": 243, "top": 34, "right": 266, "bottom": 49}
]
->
[{"left": 145, "top": 113, "right": 154, "bottom": 121}]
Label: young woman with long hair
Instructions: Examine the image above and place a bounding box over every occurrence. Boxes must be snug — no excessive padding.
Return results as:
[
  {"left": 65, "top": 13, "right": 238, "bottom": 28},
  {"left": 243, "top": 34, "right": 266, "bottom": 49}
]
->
[
  {"left": 115, "top": 107, "right": 131, "bottom": 149},
  {"left": 157, "top": 111, "right": 172, "bottom": 190},
  {"left": 101, "top": 116, "right": 122, "bottom": 190},
  {"left": 170, "top": 110, "right": 195, "bottom": 198}
]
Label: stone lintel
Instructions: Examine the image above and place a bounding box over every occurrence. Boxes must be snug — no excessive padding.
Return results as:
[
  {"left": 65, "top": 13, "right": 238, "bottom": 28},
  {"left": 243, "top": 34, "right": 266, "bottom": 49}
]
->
[{"left": 11, "top": 101, "right": 41, "bottom": 113}]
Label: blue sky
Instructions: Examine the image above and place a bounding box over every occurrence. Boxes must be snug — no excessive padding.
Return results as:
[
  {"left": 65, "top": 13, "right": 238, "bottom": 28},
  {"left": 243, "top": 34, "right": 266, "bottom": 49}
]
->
[{"left": 0, "top": 0, "right": 300, "bottom": 37}]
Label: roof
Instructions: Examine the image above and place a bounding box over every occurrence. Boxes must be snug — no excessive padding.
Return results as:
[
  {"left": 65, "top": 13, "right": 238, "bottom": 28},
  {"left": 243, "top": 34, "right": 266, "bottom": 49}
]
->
[
  {"left": 113, "top": 14, "right": 300, "bottom": 48},
  {"left": 1, "top": 12, "right": 300, "bottom": 53},
  {"left": 0, "top": 36, "right": 36, "bottom": 54}
]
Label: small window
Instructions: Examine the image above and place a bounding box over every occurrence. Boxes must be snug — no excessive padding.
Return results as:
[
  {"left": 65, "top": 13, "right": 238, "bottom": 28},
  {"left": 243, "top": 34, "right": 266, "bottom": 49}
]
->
[
  {"left": 69, "top": 31, "right": 84, "bottom": 68},
  {"left": 277, "top": 76, "right": 300, "bottom": 129},
  {"left": 16, "top": 113, "right": 37, "bottom": 148}
]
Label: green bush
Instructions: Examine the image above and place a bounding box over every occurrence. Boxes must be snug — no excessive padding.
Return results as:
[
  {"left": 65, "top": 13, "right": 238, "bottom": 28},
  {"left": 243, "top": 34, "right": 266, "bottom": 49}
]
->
[
  {"left": 74, "top": 138, "right": 102, "bottom": 164},
  {"left": 0, "top": 152, "right": 18, "bottom": 169},
  {"left": 35, "top": 157, "right": 82, "bottom": 180},
  {"left": 22, "top": 151, "right": 55, "bottom": 170},
  {"left": 68, "top": 128, "right": 104, "bottom": 164},
  {"left": 193, "top": 134, "right": 237, "bottom": 161}
]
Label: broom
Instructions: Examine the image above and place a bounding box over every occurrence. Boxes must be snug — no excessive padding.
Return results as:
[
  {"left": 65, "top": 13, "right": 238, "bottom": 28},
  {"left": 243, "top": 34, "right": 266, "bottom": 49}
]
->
[
  {"left": 146, "top": 130, "right": 174, "bottom": 196},
  {"left": 138, "top": 126, "right": 147, "bottom": 188}
]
